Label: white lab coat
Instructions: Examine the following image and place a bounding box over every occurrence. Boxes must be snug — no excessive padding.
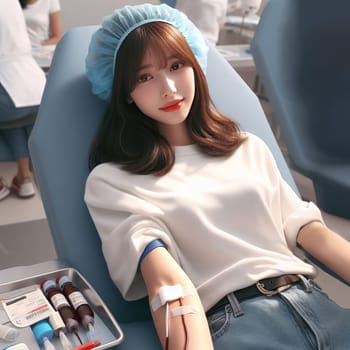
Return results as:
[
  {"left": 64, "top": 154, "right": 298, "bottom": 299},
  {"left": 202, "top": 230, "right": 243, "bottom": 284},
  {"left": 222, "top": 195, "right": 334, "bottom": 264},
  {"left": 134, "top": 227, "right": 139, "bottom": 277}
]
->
[{"left": 0, "top": 0, "right": 46, "bottom": 109}]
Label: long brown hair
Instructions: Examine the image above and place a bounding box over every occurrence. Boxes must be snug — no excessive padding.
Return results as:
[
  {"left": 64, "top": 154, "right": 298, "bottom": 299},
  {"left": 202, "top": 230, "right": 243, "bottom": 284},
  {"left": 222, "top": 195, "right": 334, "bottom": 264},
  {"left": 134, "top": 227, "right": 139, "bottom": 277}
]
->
[{"left": 89, "top": 22, "right": 246, "bottom": 175}]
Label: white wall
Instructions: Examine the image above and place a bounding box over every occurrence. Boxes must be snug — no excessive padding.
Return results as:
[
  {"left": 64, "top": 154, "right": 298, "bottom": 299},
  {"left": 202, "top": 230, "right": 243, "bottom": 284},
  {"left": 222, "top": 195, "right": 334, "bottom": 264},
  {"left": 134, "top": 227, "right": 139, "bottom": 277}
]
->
[{"left": 60, "top": 0, "right": 159, "bottom": 33}]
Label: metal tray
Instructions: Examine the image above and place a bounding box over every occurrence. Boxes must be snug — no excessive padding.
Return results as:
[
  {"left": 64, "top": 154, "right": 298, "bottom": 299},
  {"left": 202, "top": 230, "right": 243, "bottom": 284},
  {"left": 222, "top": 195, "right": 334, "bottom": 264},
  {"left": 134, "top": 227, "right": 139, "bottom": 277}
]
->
[{"left": 0, "top": 267, "right": 123, "bottom": 349}]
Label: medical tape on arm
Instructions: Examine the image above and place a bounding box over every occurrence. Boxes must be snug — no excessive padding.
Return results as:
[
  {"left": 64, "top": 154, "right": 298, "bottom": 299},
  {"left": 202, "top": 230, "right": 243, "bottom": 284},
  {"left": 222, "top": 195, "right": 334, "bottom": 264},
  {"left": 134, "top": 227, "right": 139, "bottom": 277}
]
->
[
  {"left": 170, "top": 305, "right": 199, "bottom": 317},
  {"left": 151, "top": 285, "right": 193, "bottom": 312},
  {"left": 151, "top": 284, "right": 194, "bottom": 345}
]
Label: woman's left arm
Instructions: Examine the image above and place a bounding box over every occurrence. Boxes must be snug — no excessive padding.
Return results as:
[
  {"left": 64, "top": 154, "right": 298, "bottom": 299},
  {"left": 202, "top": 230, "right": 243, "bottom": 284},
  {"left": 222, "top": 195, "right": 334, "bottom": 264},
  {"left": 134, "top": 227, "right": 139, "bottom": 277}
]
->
[
  {"left": 42, "top": 11, "right": 62, "bottom": 45},
  {"left": 141, "top": 247, "right": 214, "bottom": 349},
  {"left": 297, "top": 221, "right": 350, "bottom": 283}
]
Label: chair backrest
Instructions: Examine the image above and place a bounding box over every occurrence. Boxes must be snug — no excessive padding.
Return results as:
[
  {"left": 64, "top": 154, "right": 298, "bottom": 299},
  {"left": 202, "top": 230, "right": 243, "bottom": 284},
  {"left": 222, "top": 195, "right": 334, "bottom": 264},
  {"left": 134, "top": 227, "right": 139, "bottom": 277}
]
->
[
  {"left": 251, "top": 0, "right": 350, "bottom": 219},
  {"left": 29, "top": 25, "right": 297, "bottom": 323},
  {"left": 159, "top": 0, "right": 177, "bottom": 7},
  {"left": 251, "top": 0, "right": 309, "bottom": 171},
  {"left": 252, "top": 0, "right": 350, "bottom": 162}
]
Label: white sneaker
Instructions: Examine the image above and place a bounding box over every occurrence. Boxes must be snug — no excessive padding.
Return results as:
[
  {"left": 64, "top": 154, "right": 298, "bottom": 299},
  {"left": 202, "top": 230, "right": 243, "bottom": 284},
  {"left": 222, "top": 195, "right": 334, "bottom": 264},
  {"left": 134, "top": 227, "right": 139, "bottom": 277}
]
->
[
  {"left": 0, "top": 177, "right": 10, "bottom": 201},
  {"left": 11, "top": 176, "right": 35, "bottom": 198}
]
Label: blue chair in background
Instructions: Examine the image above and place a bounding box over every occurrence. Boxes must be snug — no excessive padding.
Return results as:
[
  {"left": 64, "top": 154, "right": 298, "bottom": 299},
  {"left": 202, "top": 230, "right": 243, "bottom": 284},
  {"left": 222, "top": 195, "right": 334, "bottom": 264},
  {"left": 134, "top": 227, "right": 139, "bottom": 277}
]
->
[
  {"left": 29, "top": 25, "right": 334, "bottom": 348},
  {"left": 251, "top": 0, "right": 350, "bottom": 219},
  {"left": 159, "top": 0, "right": 177, "bottom": 7}
]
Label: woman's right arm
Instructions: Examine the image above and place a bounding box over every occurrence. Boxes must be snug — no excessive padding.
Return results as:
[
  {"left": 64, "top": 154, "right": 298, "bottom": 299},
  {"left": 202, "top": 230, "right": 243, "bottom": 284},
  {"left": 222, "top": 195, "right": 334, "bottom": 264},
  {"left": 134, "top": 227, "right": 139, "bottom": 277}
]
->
[
  {"left": 42, "top": 11, "right": 61, "bottom": 45},
  {"left": 140, "top": 247, "right": 214, "bottom": 350}
]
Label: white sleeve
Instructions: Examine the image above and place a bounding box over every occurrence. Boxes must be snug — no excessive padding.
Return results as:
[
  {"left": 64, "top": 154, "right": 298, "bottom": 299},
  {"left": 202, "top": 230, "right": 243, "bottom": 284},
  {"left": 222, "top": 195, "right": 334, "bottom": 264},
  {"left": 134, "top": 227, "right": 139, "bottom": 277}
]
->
[
  {"left": 256, "top": 135, "right": 324, "bottom": 250},
  {"left": 280, "top": 178, "right": 324, "bottom": 250},
  {"left": 84, "top": 167, "right": 180, "bottom": 301},
  {"left": 49, "top": 0, "right": 61, "bottom": 13}
]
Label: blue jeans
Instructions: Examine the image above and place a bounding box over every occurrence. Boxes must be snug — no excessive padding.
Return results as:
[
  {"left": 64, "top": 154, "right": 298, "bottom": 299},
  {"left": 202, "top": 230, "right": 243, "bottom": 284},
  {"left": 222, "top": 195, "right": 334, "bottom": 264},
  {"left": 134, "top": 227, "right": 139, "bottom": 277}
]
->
[
  {"left": 0, "top": 127, "right": 32, "bottom": 159},
  {"left": 0, "top": 83, "right": 37, "bottom": 159},
  {"left": 208, "top": 277, "right": 350, "bottom": 349}
]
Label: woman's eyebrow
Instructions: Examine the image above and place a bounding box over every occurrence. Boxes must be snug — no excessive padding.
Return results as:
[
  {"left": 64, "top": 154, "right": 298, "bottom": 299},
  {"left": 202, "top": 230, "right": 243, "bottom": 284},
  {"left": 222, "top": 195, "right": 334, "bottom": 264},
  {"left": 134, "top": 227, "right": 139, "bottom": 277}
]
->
[
  {"left": 136, "top": 63, "right": 153, "bottom": 72},
  {"left": 136, "top": 54, "right": 179, "bottom": 72},
  {"left": 167, "top": 54, "right": 179, "bottom": 61}
]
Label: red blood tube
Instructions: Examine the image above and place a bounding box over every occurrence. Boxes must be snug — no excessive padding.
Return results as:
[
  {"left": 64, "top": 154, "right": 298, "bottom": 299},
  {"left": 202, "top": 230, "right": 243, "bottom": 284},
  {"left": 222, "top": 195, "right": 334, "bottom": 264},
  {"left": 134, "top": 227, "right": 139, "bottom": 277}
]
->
[
  {"left": 56, "top": 276, "right": 95, "bottom": 332},
  {"left": 41, "top": 279, "right": 80, "bottom": 333}
]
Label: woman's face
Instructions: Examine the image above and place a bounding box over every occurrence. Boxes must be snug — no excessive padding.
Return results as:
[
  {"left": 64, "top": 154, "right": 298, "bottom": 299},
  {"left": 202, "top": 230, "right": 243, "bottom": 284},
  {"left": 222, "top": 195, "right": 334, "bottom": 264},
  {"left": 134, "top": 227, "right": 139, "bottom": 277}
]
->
[{"left": 130, "top": 49, "right": 195, "bottom": 132}]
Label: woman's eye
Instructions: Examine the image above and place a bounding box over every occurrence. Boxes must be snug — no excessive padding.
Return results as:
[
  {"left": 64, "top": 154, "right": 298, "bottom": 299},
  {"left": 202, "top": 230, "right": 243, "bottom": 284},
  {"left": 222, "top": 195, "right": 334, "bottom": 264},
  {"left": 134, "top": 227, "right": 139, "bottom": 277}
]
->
[
  {"left": 137, "top": 74, "right": 152, "bottom": 83},
  {"left": 170, "top": 61, "right": 184, "bottom": 71}
]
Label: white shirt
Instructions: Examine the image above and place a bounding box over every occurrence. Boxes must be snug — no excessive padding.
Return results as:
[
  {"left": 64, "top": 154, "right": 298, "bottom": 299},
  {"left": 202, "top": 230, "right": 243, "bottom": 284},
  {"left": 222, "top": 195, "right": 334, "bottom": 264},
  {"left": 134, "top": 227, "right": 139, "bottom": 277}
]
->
[
  {"left": 0, "top": 0, "right": 46, "bottom": 108},
  {"left": 23, "top": 0, "right": 61, "bottom": 47},
  {"left": 176, "top": 0, "right": 228, "bottom": 45},
  {"left": 85, "top": 133, "right": 323, "bottom": 311}
]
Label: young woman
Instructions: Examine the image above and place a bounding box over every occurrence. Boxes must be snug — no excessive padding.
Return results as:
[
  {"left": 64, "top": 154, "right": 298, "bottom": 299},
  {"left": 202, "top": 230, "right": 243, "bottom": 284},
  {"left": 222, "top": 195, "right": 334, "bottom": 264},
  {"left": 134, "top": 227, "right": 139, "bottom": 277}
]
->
[
  {"left": 19, "top": 0, "right": 62, "bottom": 47},
  {"left": 84, "top": 4, "right": 350, "bottom": 349},
  {"left": 0, "top": 0, "right": 46, "bottom": 198},
  {"left": 160, "top": 0, "right": 228, "bottom": 45}
]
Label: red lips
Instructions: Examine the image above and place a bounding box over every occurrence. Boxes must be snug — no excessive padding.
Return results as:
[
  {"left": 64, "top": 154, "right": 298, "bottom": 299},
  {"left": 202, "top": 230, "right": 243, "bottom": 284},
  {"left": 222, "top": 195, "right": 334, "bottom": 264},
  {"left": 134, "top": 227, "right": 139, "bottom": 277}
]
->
[{"left": 159, "top": 99, "right": 184, "bottom": 112}]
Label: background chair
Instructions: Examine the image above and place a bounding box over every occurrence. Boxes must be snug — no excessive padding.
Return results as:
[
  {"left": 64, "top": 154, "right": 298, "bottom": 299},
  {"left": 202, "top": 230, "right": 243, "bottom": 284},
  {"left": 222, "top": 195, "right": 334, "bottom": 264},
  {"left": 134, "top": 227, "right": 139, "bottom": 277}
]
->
[
  {"left": 29, "top": 25, "right": 318, "bottom": 348},
  {"left": 160, "top": 0, "right": 177, "bottom": 7},
  {"left": 251, "top": 0, "right": 350, "bottom": 219}
]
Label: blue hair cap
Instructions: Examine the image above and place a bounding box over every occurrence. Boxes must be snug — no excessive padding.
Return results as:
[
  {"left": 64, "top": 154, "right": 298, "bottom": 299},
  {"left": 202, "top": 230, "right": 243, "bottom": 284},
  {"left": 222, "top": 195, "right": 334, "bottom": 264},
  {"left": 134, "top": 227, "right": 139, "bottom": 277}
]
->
[{"left": 85, "top": 3, "right": 208, "bottom": 102}]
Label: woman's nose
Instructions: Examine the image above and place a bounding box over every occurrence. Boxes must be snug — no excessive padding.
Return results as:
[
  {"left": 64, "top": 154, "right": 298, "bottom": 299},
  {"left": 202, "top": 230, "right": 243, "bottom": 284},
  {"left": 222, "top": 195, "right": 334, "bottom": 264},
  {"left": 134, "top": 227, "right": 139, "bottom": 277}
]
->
[{"left": 160, "top": 73, "right": 177, "bottom": 97}]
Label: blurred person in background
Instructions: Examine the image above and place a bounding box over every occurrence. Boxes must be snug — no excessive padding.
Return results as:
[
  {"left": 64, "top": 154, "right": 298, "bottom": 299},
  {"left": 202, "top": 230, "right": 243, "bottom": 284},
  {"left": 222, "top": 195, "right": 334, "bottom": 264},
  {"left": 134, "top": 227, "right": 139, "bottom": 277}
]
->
[
  {"left": 19, "top": 0, "right": 62, "bottom": 47},
  {"left": 160, "top": 0, "right": 228, "bottom": 45},
  {"left": 0, "top": 0, "right": 46, "bottom": 199},
  {"left": 227, "top": 0, "right": 262, "bottom": 16}
]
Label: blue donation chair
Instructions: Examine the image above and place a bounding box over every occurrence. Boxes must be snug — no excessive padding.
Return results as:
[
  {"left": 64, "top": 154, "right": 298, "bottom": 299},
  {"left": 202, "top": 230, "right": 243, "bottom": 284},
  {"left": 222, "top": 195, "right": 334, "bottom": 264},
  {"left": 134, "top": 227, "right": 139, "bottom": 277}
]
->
[
  {"left": 251, "top": 0, "right": 350, "bottom": 219},
  {"left": 28, "top": 25, "right": 345, "bottom": 348}
]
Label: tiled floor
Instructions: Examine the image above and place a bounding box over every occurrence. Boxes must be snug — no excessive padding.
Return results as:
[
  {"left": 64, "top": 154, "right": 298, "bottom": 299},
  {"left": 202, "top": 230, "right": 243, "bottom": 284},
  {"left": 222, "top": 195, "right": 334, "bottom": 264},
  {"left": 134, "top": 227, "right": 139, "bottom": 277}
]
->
[
  {"left": 0, "top": 218, "right": 55, "bottom": 269},
  {"left": 0, "top": 162, "right": 56, "bottom": 270},
  {"left": 0, "top": 162, "right": 46, "bottom": 226}
]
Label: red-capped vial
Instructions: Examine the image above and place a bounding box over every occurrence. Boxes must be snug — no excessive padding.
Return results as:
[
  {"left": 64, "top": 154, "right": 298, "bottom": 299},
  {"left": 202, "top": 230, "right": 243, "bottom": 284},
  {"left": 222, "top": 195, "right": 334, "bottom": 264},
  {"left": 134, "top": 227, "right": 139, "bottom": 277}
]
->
[
  {"left": 56, "top": 276, "right": 95, "bottom": 331},
  {"left": 40, "top": 279, "right": 80, "bottom": 333},
  {"left": 71, "top": 340, "right": 101, "bottom": 350}
]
